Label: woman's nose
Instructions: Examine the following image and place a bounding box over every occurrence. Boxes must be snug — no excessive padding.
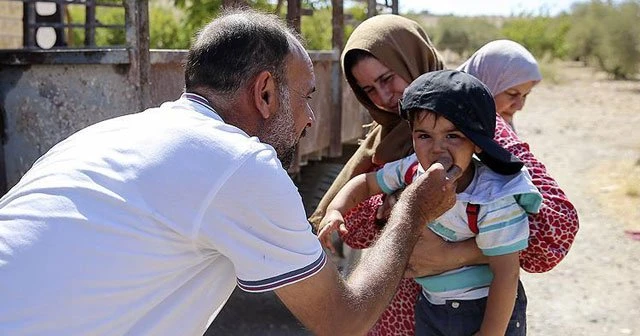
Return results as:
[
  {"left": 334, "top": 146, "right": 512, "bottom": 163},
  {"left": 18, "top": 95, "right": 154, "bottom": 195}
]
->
[
  {"left": 378, "top": 87, "right": 394, "bottom": 106},
  {"left": 513, "top": 96, "right": 526, "bottom": 111}
]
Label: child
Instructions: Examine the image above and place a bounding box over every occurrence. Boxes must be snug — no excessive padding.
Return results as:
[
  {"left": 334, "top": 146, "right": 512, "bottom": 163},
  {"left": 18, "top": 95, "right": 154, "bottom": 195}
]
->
[{"left": 318, "top": 70, "right": 542, "bottom": 336}]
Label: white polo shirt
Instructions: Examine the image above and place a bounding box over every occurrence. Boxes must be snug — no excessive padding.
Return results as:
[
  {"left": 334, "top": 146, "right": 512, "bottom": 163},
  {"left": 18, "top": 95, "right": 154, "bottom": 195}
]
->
[{"left": 0, "top": 93, "right": 325, "bottom": 335}]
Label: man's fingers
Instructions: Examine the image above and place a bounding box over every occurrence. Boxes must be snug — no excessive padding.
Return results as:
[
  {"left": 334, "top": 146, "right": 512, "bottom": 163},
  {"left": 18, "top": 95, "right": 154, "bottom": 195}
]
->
[
  {"left": 445, "top": 164, "right": 463, "bottom": 182},
  {"left": 436, "top": 156, "right": 453, "bottom": 171},
  {"left": 425, "top": 161, "right": 445, "bottom": 174}
]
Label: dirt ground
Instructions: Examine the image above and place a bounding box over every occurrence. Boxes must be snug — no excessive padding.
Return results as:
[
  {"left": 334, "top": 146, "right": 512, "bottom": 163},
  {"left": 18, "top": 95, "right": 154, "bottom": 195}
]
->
[
  {"left": 207, "top": 62, "right": 640, "bottom": 335},
  {"left": 513, "top": 61, "right": 640, "bottom": 336}
]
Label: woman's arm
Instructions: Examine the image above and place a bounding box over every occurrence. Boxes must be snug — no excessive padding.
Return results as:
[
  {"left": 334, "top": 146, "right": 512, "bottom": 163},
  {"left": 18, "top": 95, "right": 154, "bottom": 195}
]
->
[
  {"left": 340, "top": 194, "right": 385, "bottom": 249},
  {"left": 494, "top": 114, "right": 579, "bottom": 272}
]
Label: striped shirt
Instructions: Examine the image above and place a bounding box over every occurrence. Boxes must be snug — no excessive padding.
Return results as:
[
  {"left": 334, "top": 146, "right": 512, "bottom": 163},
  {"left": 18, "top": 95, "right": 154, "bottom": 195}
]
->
[{"left": 376, "top": 154, "right": 542, "bottom": 303}]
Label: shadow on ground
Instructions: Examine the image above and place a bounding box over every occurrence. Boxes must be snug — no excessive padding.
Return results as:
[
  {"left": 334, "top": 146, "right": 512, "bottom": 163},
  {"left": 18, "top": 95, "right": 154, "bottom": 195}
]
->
[{"left": 204, "top": 288, "right": 310, "bottom": 336}]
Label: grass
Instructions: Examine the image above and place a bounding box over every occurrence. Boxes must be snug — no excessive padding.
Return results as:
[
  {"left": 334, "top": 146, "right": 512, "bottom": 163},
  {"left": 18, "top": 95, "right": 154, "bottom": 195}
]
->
[{"left": 588, "top": 157, "right": 640, "bottom": 231}]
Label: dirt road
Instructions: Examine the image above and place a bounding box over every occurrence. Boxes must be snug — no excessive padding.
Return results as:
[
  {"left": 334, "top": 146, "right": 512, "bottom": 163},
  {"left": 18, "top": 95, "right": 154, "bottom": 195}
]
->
[{"left": 516, "top": 62, "right": 640, "bottom": 336}]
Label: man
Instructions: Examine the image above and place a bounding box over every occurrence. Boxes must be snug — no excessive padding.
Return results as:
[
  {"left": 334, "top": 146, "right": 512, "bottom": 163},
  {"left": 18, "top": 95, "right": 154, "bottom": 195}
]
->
[{"left": 0, "top": 10, "right": 460, "bottom": 335}]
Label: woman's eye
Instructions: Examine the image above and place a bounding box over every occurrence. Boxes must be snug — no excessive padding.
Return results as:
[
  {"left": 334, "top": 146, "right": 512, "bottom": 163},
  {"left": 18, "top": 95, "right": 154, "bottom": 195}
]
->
[{"left": 382, "top": 75, "right": 393, "bottom": 83}]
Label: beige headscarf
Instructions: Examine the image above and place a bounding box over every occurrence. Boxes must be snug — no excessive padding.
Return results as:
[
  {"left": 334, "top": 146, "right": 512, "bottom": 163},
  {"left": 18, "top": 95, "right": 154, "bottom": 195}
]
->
[{"left": 309, "top": 14, "right": 444, "bottom": 229}]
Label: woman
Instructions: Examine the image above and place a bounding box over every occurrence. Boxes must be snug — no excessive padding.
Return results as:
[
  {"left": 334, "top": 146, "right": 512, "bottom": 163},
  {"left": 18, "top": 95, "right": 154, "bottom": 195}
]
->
[
  {"left": 458, "top": 39, "right": 542, "bottom": 130},
  {"left": 308, "top": 15, "right": 445, "bottom": 335},
  {"left": 310, "top": 15, "right": 579, "bottom": 336}
]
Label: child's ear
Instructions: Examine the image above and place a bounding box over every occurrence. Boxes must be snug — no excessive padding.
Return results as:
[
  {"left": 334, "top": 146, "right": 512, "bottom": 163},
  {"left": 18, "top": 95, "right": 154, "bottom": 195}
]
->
[{"left": 474, "top": 146, "right": 482, "bottom": 154}]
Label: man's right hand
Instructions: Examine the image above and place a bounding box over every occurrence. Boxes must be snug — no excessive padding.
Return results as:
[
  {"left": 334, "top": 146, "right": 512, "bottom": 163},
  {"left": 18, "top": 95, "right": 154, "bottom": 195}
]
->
[{"left": 399, "top": 159, "right": 462, "bottom": 227}]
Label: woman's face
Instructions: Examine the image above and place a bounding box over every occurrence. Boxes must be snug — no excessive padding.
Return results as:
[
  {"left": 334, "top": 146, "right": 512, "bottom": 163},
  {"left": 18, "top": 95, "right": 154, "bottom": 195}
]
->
[
  {"left": 350, "top": 57, "right": 409, "bottom": 114},
  {"left": 494, "top": 80, "right": 537, "bottom": 125}
]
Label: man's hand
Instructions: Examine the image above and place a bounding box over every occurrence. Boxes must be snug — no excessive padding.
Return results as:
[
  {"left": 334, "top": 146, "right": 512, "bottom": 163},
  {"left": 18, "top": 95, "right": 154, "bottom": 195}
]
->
[{"left": 399, "top": 158, "right": 462, "bottom": 228}]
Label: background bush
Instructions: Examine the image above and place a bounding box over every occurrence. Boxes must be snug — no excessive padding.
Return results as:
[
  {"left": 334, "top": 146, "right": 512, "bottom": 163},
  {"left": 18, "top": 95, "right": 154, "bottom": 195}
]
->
[
  {"left": 64, "top": 0, "right": 640, "bottom": 79},
  {"left": 429, "top": 0, "right": 640, "bottom": 78}
]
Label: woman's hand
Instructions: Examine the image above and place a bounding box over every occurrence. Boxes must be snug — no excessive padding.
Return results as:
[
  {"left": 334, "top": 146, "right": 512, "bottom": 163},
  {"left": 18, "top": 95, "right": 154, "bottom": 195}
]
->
[{"left": 317, "top": 209, "right": 349, "bottom": 254}]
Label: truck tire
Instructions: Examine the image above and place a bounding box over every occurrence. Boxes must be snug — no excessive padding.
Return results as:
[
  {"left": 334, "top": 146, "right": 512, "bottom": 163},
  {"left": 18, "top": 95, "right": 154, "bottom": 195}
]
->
[
  {"left": 296, "top": 162, "right": 361, "bottom": 275},
  {"left": 296, "top": 162, "right": 345, "bottom": 218}
]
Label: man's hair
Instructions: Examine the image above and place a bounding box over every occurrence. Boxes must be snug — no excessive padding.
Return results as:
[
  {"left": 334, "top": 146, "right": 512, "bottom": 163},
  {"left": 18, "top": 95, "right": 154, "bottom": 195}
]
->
[{"left": 184, "top": 9, "right": 301, "bottom": 95}]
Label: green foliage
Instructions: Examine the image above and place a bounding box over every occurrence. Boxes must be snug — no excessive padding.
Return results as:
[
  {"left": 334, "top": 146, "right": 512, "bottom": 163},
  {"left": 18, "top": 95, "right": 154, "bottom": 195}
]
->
[
  {"left": 301, "top": 7, "right": 332, "bottom": 50},
  {"left": 566, "top": 0, "right": 640, "bottom": 79},
  {"left": 148, "top": 5, "right": 191, "bottom": 49},
  {"left": 66, "top": 5, "right": 126, "bottom": 47},
  {"left": 174, "top": 0, "right": 274, "bottom": 33},
  {"left": 431, "top": 16, "right": 502, "bottom": 58},
  {"left": 66, "top": 4, "right": 191, "bottom": 49},
  {"left": 301, "top": 3, "right": 367, "bottom": 50},
  {"left": 501, "top": 16, "right": 570, "bottom": 59}
]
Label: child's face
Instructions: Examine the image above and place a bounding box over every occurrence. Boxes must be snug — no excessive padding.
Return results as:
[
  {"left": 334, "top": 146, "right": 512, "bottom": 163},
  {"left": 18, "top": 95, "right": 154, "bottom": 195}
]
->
[{"left": 411, "top": 111, "right": 480, "bottom": 183}]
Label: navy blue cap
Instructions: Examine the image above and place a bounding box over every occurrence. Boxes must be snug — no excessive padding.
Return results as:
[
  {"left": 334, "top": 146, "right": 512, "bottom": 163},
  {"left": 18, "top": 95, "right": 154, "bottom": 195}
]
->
[{"left": 399, "top": 69, "right": 523, "bottom": 175}]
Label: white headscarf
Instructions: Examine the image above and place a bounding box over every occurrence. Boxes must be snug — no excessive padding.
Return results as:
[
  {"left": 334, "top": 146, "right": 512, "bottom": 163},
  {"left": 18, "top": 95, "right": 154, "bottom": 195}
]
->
[{"left": 457, "top": 40, "right": 542, "bottom": 96}]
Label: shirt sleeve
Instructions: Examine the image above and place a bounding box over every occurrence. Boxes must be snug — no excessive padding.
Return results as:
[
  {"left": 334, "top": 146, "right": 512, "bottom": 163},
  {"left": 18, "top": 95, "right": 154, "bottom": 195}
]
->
[
  {"left": 375, "top": 154, "right": 416, "bottom": 194},
  {"left": 494, "top": 114, "right": 579, "bottom": 272},
  {"left": 475, "top": 196, "right": 529, "bottom": 257},
  {"left": 199, "top": 148, "right": 326, "bottom": 293}
]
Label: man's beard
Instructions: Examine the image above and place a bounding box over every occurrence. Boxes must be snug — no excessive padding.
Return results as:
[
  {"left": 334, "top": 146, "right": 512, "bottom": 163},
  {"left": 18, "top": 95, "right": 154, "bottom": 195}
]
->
[{"left": 259, "top": 84, "right": 299, "bottom": 170}]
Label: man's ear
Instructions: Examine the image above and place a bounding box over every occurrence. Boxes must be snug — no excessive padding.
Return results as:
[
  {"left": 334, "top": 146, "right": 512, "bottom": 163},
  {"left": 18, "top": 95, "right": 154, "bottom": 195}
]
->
[
  {"left": 475, "top": 146, "right": 482, "bottom": 154},
  {"left": 252, "top": 70, "right": 278, "bottom": 120}
]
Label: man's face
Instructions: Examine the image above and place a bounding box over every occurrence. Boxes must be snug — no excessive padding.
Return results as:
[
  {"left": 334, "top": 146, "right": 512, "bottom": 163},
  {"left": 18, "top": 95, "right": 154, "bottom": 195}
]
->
[{"left": 261, "top": 42, "right": 316, "bottom": 169}]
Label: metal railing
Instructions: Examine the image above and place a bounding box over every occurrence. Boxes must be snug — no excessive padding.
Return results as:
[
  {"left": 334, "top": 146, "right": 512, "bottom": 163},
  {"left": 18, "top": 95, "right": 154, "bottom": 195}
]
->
[{"left": 2, "top": 0, "right": 126, "bottom": 49}]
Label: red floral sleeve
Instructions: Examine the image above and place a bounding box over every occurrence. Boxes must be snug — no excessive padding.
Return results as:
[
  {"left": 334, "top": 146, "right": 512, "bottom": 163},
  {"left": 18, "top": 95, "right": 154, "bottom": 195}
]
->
[
  {"left": 341, "top": 194, "right": 384, "bottom": 249},
  {"left": 494, "top": 115, "right": 579, "bottom": 273}
]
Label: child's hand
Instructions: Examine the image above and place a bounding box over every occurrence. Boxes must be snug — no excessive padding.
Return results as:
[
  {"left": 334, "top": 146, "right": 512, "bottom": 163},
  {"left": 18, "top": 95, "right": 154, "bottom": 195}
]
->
[{"left": 317, "top": 210, "right": 349, "bottom": 254}]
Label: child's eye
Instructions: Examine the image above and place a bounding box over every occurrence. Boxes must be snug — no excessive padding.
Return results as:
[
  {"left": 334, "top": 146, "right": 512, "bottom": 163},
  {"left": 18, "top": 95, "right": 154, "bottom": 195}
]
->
[
  {"left": 446, "top": 134, "right": 460, "bottom": 139},
  {"left": 417, "top": 133, "right": 430, "bottom": 139},
  {"left": 381, "top": 75, "right": 394, "bottom": 83}
]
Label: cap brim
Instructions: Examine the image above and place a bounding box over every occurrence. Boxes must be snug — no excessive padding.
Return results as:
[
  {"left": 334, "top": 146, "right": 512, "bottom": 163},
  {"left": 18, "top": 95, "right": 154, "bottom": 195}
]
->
[{"left": 465, "top": 132, "right": 523, "bottom": 175}]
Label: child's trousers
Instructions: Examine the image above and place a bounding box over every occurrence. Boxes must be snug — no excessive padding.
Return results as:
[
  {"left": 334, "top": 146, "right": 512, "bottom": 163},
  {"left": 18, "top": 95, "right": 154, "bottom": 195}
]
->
[{"left": 414, "top": 280, "right": 527, "bottom": 336}]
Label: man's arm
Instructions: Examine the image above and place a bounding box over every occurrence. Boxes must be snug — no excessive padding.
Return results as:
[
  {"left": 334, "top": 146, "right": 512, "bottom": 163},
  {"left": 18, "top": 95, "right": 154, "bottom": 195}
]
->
[
  {"left": 476, "top": 253, "right": 520, "bottom": 336},
  {"left": 276, "top": 162, "right": 460, "bottom": 335}
]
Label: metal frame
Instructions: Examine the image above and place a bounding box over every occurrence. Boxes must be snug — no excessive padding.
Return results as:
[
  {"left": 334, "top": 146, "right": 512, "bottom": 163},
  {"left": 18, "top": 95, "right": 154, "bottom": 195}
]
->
[{"left": 12, "top": 0, "right": 126, "bottom": 49}]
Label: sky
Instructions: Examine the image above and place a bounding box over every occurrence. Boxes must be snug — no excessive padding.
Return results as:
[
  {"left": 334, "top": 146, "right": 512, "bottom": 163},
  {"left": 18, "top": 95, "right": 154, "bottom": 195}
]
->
[{"left": 399, "top": 0, "right": 588, "bottom": 16}]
